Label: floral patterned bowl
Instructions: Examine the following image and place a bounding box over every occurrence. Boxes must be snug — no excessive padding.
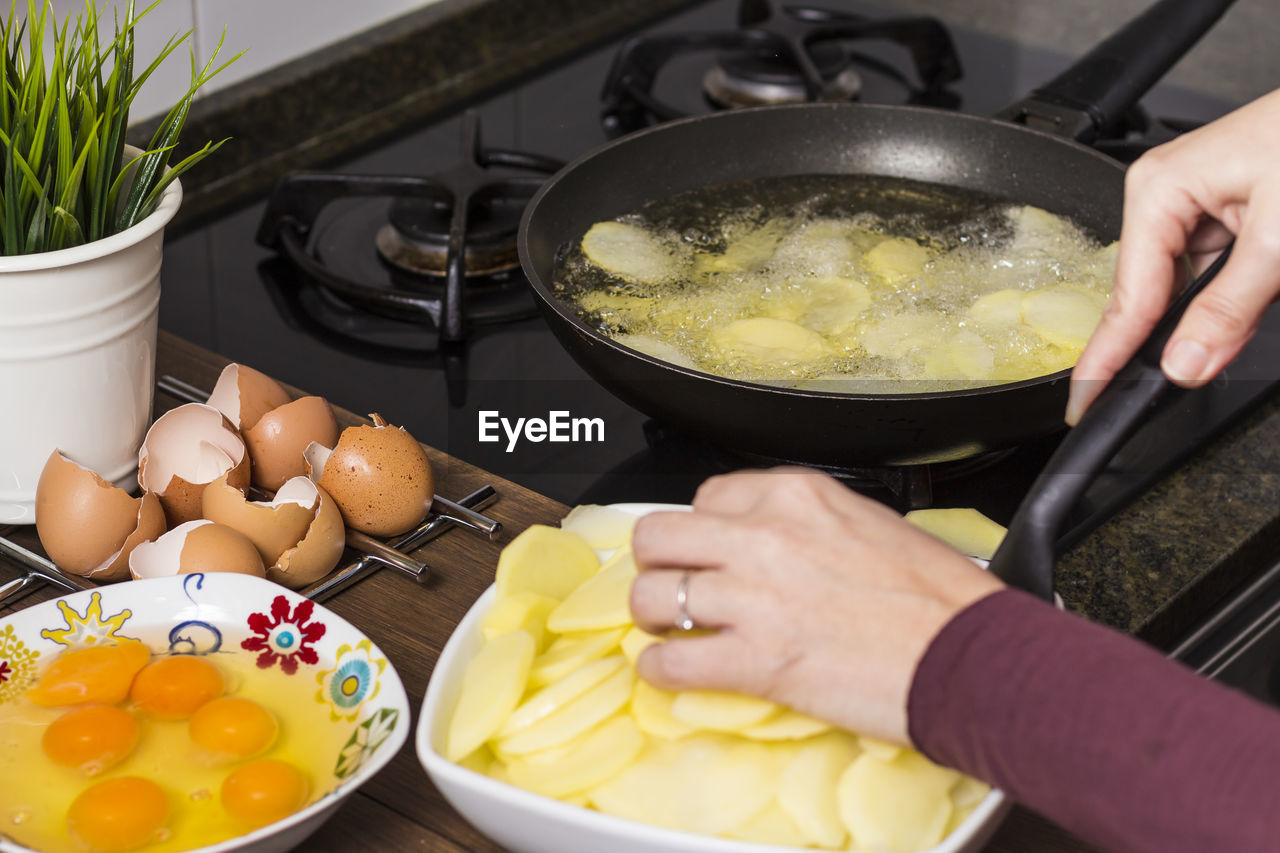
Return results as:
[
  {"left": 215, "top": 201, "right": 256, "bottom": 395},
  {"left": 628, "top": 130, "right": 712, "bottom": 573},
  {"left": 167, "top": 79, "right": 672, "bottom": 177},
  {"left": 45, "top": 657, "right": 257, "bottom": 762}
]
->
[{"left": 0, "top": 573, "right": 409, "bottom": 853}]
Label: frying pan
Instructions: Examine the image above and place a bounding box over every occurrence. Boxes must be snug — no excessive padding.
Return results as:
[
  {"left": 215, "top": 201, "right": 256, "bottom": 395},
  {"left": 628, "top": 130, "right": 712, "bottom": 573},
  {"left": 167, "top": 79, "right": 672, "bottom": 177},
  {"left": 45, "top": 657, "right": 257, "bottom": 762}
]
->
[{"left": 518, "top": 0, "right": 1234, "bottom": 467}]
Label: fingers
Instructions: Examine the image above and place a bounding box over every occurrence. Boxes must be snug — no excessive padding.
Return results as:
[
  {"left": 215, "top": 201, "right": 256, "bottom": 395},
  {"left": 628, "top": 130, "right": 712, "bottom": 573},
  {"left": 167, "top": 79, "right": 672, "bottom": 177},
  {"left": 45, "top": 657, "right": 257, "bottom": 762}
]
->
[
  {"left": 1065, "top": 153, "right": 1196, "bottom": 425},
  {"left": 1160, "top": 186, "right": 1280, "bottom": 386},
  {"left": 635, "top": 631, "right": 773, "bottom": 695},
  {"left": 629, "top": 567, "right": 751, "bottom": 635},
  {"left": 632, "top": 510, "right": 738, "bottom": 572}
]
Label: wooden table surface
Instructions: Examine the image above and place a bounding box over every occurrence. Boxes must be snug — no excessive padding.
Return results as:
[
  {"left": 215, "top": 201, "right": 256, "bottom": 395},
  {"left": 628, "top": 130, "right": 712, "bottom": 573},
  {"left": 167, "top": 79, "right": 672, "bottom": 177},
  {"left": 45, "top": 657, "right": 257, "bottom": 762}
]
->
[{"left": 0, "top": 331, "right": 1097, "bottom": 853}]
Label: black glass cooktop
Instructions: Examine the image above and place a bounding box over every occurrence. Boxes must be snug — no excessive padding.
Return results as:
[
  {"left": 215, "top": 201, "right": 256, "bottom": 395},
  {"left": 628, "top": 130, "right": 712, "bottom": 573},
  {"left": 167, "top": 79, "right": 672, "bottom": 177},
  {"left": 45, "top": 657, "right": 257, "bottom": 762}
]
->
[{"left": 159, "top": 0, "right": 1280, "bottom": 536}]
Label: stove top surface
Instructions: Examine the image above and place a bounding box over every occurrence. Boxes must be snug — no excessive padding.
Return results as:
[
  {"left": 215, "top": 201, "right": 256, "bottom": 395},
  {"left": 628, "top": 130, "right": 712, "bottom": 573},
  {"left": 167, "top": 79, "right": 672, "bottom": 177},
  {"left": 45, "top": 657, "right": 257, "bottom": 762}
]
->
[{"left": 159, "top": 0, "right": 1279, "bottom": 533}]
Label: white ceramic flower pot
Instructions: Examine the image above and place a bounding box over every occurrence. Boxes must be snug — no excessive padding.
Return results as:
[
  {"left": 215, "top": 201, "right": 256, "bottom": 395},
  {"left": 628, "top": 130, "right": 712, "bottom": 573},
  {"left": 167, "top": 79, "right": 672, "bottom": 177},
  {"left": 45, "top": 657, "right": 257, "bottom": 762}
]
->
[{"left": 0, "top": 168, "right": 182, "bottom": 525}]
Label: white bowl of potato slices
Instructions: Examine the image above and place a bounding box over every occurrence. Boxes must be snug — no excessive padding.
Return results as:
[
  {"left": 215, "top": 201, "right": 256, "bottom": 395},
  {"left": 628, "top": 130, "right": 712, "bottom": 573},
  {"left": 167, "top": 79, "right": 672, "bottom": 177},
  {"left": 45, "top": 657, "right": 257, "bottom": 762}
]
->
[{"left": 416, "top": 503, "right": 1012, "bottom": 853}]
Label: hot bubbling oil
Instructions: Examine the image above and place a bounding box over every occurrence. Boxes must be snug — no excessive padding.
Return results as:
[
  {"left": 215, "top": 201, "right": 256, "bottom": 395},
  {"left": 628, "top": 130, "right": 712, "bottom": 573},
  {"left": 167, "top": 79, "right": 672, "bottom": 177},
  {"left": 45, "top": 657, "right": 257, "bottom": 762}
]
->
[{"left": 554, "top": 174, "right": 1116, "bottom": 392}]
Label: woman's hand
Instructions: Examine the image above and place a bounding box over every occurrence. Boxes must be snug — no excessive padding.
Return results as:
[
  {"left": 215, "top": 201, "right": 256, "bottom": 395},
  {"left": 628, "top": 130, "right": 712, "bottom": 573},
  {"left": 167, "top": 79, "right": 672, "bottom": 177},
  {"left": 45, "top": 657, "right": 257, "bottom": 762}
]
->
[
  {"left": 628, "top": 467, "right": 1003, "bottom": 745},
  {"left": 1066, "top": 88, "right": 1280, "bottom": 426}
]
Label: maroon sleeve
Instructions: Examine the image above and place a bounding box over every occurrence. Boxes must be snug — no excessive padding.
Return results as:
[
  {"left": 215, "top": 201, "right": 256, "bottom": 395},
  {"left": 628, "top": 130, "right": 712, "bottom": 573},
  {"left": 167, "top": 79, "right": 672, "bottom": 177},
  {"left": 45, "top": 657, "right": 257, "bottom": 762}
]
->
[{"left": 908, "top": 588, "right": 1280, "bottom": 853}]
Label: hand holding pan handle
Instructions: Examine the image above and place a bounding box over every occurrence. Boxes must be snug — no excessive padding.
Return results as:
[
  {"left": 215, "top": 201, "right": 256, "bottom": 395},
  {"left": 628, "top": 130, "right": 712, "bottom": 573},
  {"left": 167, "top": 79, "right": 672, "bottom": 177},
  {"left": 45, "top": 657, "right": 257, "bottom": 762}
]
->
[{"left": 987, "top": 243, "right": 1235, "bottom": 601}]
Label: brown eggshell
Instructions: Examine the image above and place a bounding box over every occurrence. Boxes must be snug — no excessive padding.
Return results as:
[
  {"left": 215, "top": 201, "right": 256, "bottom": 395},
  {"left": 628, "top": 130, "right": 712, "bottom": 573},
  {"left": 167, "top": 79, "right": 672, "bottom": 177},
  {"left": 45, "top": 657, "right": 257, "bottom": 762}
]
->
[
  {"left": 129, "top": 520, "right": 266, "bottom": 579},
  {"left": 305, "top": 413, "right": 435, "bottom": 537},
  {"left": 269, "top": 479, "right": 347, "bottom": 589},
  {"left": 99, "top": 493, "right": 168, "bottom": 581},
  {"left": 137, "top": 403, "right": 251, "bottom": 527},
  {"left": 244, "top": 396, "right": 340, "bottom": 491},
  {"left": 206, "top": 363, "right": 291, "bottom": 431},
  {"left": 201, "top": 474, "right": 314, "bottom": 566},
  {"left": 34, "top": 451, "right": 166, "bottom": 580}
]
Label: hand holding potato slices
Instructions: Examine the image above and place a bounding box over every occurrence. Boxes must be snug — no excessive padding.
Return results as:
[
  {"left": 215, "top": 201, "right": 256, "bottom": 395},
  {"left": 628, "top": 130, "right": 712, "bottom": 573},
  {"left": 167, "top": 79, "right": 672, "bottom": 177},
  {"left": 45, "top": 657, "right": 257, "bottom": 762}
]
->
[
  {"left": 628, "top": 468, "right": 1004, "bottom": 746},
  {"left": 446, "top": 492, "right": 1003, "bottom": 852}
]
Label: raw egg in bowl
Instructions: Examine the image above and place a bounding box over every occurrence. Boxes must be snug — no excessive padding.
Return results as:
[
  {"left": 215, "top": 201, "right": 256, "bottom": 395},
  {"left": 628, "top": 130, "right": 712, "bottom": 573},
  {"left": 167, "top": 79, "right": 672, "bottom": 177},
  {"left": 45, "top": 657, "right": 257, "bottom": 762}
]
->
[
  {"left": 417, "top": 504, "right": 1011, "bottom": 853},
  {"left": 0, "top": 573, "right": 409, "bottom": 853}
]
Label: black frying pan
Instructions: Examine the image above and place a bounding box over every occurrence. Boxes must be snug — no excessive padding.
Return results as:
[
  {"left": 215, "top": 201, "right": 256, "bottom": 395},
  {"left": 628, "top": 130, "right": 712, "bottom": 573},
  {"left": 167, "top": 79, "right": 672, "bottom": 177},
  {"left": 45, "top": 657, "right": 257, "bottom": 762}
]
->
[{"left": 518, "top": 0, "right": 1234, "bottom": 466}]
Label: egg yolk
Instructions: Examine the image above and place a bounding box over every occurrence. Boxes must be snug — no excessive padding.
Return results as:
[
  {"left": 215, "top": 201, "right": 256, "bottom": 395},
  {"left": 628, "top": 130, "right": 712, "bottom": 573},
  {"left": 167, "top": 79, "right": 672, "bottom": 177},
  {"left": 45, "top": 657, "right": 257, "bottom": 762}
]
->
[
  {"left": 220, "top": 758, "right": 310, "bottom": 827},
  {"left": 188, "top": 696, "right": 278, "bottom": 759},
  {"left": 41, "top": 704, "right": 139, "bottom": 775},
  {"left": 28, "top": 639, "right": 151, "bottom": 707},
  {"left": 129, "top": 654, "right": 225, "bottom": 719},
  {"left": 67, "top": 776, "right": 169, "bottom": 853}
]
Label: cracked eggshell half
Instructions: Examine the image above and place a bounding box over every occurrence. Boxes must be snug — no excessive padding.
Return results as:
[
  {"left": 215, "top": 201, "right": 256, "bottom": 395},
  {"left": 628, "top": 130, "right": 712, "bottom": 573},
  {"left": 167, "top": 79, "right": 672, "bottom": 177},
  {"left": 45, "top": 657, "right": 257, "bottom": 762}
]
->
[
  {"left": 304, "top": 413, "right": 435, "bottom": 537},
  {"left": 138, "top": 403, "right": 251, "bottom": 527},
  {"left": 271, "top": 478, "right": 346, "bottom": 589},
  {"left": 201, "top": 473, "right": 314, "bottom": 566},
  {"left": 243, "top": 395, "right": 341, "bottom": 492},
  {"left": 129, "top": 519, "right": 267, "bottom": 579},
  {"left": 201, "top": 474, "right": 346, "bottom": 589},
  {"left": 34, "top": 450, "right": 167, "bottom": 580},
  {"left": 206, "top": 362, "right": 292, "bottom": 432}
]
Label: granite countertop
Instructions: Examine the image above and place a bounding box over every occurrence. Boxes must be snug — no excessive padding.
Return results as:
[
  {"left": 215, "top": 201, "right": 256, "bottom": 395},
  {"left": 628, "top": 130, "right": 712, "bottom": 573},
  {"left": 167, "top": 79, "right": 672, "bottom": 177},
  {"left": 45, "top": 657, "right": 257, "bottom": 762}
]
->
[{"left": 127, "top": 0, "right": 1280, "bottom": 645}]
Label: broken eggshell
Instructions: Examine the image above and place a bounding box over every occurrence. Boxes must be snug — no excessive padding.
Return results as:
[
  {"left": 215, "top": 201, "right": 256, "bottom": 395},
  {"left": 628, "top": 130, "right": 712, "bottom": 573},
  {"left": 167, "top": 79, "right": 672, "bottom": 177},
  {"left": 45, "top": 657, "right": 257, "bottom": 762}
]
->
[
  {"left": 202, "top": 474, "right": 346, "bottom": 589},
  {"left": 138, "top": 403, "right": 251, "bottom": 527},
  {"left": 304, "top": 413, "right": 435, "bottom": 537},
  {"left": 34, "top": 450, "right": 167, "bottom": 580},
  {"left": 129, "top": 519, "right": 267, "bottom": 579},
  {"left": 205, "top": 362, "right": 292, "bottom": 433},
  {"left": 243, "top": 395, "right": 340, "bottom": 492}
]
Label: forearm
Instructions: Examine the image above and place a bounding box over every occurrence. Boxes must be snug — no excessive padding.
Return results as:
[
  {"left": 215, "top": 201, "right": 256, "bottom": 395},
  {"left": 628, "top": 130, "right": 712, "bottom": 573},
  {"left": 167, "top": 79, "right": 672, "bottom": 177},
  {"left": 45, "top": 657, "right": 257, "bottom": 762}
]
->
[{"left": 909, "top": 588, "right": 1280, "bottom": 853}]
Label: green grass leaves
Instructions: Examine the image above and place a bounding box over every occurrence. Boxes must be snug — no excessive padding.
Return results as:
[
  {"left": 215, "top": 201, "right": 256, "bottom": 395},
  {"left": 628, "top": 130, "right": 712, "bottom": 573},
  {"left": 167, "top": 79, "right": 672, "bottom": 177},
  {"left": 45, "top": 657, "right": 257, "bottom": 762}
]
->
[{"left": 0, "top": 0, "right": 238, "bottom": 255}]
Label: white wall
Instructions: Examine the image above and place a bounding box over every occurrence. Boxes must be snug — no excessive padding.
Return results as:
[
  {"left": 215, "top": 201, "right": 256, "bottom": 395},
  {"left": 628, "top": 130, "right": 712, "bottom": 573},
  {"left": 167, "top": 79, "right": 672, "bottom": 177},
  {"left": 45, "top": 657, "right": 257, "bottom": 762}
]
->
[{"left": 41, "top": 0, "right": 443, "bottom": 121}]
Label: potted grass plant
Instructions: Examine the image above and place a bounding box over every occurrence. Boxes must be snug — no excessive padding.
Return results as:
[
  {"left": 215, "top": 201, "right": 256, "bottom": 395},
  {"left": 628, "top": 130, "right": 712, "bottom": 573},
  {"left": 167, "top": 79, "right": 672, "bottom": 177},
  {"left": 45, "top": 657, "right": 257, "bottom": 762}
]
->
[{"left": 0, "top": 0, "right": 236, "bottom": 524}]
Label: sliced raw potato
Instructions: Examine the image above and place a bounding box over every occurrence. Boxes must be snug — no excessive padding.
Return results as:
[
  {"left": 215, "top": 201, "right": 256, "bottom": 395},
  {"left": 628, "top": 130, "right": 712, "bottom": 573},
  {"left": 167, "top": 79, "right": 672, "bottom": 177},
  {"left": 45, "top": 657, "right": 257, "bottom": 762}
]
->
[
  {"left": 1021, "top": 286, "right": 1106, "bottom": 351},
  {"left": 455, "top": 745, "right": 495, "bottom": 775},
  {"left": 498, "top": 655, "right": 626, "bottom": 738},
  {"left": 905, "top": 507, "right": 1007, "bottom": 560},
  {"left": 778, "top": 731, "right": 862, "bottom": 848},
  {"left": 922, "top": 329, "right": 995, "bottom": 381},
  {"left": 739, "top": 708, "right": 832, "bottom": 741},
  {"left": 545, "top": 549, "right": 637, "bottom": 633},
  {"left": 864, "top": 237, "right": 931, "bottom": 282},
  {"left": 581, "top": 221, "right": 676, "bottom": 282},
  {"left": 481, "top": 591, "right": 560, "bottom": 651},
  {"left": 620, "top": 625, "right": 660, "bottom": 664},
  {"left": 708, "top": 317, "right": 828, "bottom": 368},
  {"left": 858, "top": 735, "right": 903, "bottom": 762},
  {"left": 966, "top": 288, "right": 1025, "bottom": 327},
  {"left": 837, "top": 750, "right": 960, "bottom": 852},
  {"left": 506, "top": 714, "right": 645, "bottom": 798},
  {"left": 589, "top": 735, "right": 778, "bottom": 836},
  {"left": 726, "top": 801, "right": 811, "bottom": 848},
  {"left": 631, "top": 680, "right": 697, "bottom": 740},
  {"left": 528, "top": 627, "right": 626, "bottom": 689},
  {"left": 495, "top": 664, "right": 635, "bottom": 757},
  {"left": 858, "top": 311, "right": 947, "bottom": 360},
  {"left": 1007, "top": 204, "right": 1080, "bottom": 255},
  {"left": 670, "top": 689, "right": 781, "bottom": 731},
  {"left": 445, "top": 630, "right": 536, "bottom": 761},
  {"left": 495, "top": 525, "right": 600, "bottom": 601},
  {"left": 559, "top": 504, "right": 638, "bottom": 550},
  {"left": 951, "top": 775, "right": 991, "bottom": 810}
]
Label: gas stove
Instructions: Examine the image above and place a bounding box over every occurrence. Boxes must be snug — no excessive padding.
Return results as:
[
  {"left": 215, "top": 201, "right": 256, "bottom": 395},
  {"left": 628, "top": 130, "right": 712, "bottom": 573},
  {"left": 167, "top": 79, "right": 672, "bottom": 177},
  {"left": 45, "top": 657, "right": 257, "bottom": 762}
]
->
[{"left": 159, "top": 0, "right": 1278, "bottom": 537}]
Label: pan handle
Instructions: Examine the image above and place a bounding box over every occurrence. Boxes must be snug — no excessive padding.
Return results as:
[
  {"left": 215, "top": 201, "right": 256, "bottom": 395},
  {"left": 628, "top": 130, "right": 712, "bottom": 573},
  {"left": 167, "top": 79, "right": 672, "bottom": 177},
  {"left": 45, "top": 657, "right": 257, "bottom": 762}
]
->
[
  {"left": 987, "top": 243, "right": 1234, "bottom": 601},
  {"left": 995, "top": 0, "right": 1234, "bottom": 144}
]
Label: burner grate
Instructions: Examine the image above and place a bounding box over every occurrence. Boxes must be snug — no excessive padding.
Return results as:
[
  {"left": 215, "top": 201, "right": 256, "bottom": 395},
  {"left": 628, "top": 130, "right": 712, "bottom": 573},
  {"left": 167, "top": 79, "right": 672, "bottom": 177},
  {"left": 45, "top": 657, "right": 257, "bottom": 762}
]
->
[
  {"left": 256, "top": 113, "right": 563, "bottom": 343},
  {"left": 601, "top": 0, "right": 963, "bottom": 136}
]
